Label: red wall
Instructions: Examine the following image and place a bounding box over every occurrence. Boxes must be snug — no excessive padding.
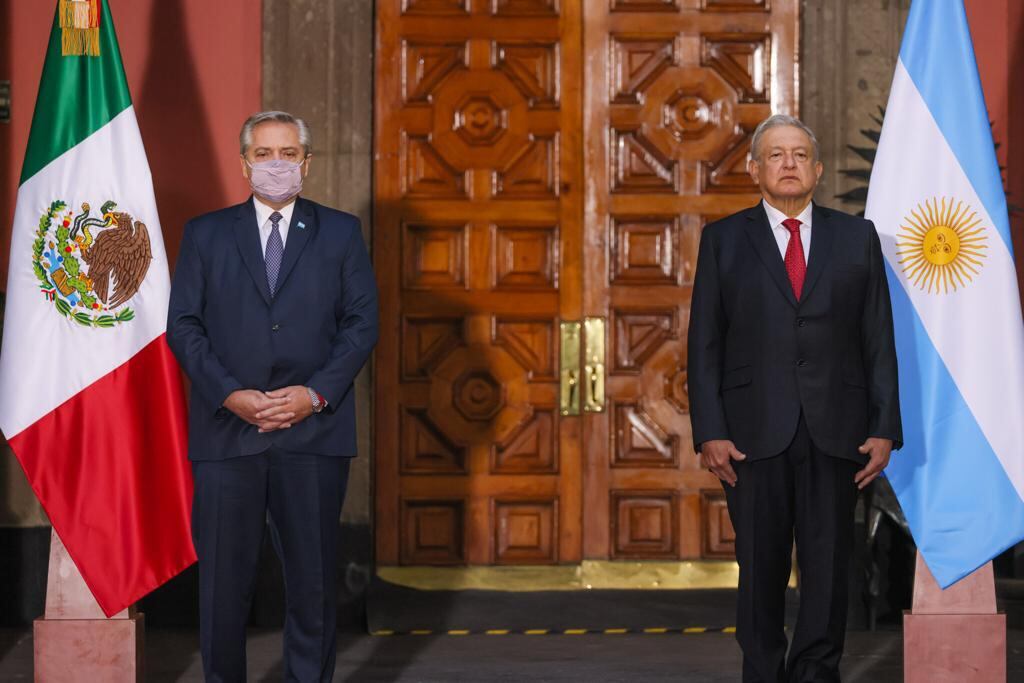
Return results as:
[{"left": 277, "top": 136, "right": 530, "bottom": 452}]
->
[
  {"left": 966, "top": 0, "right": 1024, "bottom": 296},
  {"left": 0, "top": 0, "right": 261, "bottom": 285}
]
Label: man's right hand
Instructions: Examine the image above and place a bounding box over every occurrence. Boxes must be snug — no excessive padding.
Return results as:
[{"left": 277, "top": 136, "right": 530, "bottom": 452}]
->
[
  {"left": 223, "top": 390, "right": 293, "bottom": 432},
  {"left": 699, "top": 439, "right": 746, "bottom": 487}
]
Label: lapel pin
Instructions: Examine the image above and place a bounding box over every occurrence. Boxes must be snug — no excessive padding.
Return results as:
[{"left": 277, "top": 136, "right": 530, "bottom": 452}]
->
[{"left": 297, "top": 221, "right": 306, "bottom": 230}]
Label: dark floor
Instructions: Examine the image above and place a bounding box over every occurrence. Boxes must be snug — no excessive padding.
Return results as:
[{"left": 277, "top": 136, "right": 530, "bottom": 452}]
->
[
  {"left": 5, "top": 626, "right": 1024, "bottom": 682},
  {"left": 366, "top": 582, "right": 761, "bottom": 634}
]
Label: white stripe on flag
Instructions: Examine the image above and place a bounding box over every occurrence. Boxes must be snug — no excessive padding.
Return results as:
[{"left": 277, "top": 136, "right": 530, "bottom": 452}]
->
[{"left": 0, "top": 107, "right": 170, "bottom": 439}]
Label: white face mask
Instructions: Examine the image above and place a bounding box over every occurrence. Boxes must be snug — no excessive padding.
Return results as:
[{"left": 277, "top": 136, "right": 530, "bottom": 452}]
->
[{"left": 246, "top": 159, "right": 303, "bottom": 203}]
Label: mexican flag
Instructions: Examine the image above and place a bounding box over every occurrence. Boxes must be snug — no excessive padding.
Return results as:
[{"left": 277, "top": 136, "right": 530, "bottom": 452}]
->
[{"left": 0, "top": 0, "right": 195, "bottom": 616}]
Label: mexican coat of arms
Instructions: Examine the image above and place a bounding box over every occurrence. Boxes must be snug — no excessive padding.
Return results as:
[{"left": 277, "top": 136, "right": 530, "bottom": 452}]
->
[{"left": 32, "top": 200, "right": 152, "bottom": 327}]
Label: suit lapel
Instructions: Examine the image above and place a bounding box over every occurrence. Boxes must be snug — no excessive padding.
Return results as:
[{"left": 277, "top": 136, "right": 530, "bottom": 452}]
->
[
  {"left": 233, "top": 198, "right": 272, "bottom": 306},
  {"left": 801, "top": 203, "right": 834, "bottom": 303},
  {"left": 743, "top": 204, "right": 798, "bottom": 308},
  {"left": 274, "top": 197, "right": 316, "bottom": 295}
]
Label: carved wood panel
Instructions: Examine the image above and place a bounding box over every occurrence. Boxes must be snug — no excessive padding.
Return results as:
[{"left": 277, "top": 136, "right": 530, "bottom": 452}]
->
[
  {"left": 492, "top": 225, "right": 559, "bottom": 290},
  {"left": 376, "top": 0, "right": 582, "bottom": 567},
  {"left": 610, "top": 217, "right": 680, "bottom": 285},
  {"left": 701, "top": 489, "right": 736, "bottom": 558},
  {"left": 582, "top": 0, "right": 797, "bottom": 560},
  {"left": 402, "top": 223, "right": 468, "bottom": 289},
  {"left": 612, "top": 401, "right": 679, "bottom": 468},
  {"left": 403, "top": 0, "right": 470, "bottom": 17},
  {"left": 611, "top": 0, "right": 681, "bottom": 14},
  {"left": 494, "top": 499, "right": 557, "bottom": 563},
  {"left": 492, "top": 410, "right": 556, "bottom": 473},
  {"left": 401, "top": 499, "right": 465, "bottom": 564},
  {"left": 401, "top": 316, "right": 466, "bottom": 380},
  {"left": 401, "top": 408, "right": 467, "bottom": 473},
  {"left": 611, "top": 490, "right": 677, "bottom": 558},
  {"left": 493, "top": 317, "right": 556, "bottom": 380},
  {"left": 377, "top": 0, "right": 798, "bottom": 568}
]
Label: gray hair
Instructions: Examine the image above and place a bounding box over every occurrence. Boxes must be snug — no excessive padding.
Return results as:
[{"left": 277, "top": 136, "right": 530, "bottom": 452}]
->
[
  {"left": 750, "top": 114, "right": 819, "bottom": 162},
  {"left": 239, "top": 111, "right": 312, "bottom": 156}
]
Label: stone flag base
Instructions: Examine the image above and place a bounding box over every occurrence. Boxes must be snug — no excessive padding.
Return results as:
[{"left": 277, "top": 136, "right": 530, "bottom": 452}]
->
[
  {"left": 34, "top": 614, "right": 144, "bottom": 682},
  {"left": 904, "top": 552, "right": 1006, "bottom": 682},
  {"left": 33, "top": 530, "right": 143, "bottom": 681},
  {"left": 904, "top": 612, "right": 1005, "bottom": 682}
]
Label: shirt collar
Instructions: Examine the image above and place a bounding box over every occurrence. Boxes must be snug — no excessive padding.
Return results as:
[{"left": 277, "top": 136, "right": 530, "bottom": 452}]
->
[
  {"left": 253, "top": 195, "right": 296, "bottom": 228},
  {"left": 762, "top": 199, "right": 814, "bottom": 230}
]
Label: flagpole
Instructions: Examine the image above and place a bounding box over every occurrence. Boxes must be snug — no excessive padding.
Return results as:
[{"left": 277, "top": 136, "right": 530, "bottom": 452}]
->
[
  {"left": 904, "top": 552, "right": 1005, "bottom": 681},
  {"left": 34, "top": 530, "right": 143, "bottom": 681}
]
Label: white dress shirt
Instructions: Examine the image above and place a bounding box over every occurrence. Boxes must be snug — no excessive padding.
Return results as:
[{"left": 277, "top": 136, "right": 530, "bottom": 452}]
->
[
  {"left": 253, "top": 196, "right": 295, "bottom": 256},
  {"left": 762, "top": 199, "right": 813, "bottom": 262}
]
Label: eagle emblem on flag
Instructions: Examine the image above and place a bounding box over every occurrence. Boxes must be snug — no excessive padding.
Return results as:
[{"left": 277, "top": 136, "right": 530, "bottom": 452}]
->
[{"left": 32, "top": 199, "right": 152, "bottom": 327}]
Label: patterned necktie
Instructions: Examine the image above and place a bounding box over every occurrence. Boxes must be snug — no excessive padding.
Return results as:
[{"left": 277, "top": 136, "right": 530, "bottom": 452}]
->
[
  {"left": 265, "top": 211, "right": 284, "bottom": 296},
  {"left": 782, "top": 218, "right": 806, "bottom": 300}
]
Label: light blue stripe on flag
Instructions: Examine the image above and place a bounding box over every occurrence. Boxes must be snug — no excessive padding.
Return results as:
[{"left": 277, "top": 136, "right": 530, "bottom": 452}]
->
[
  {"left": 883, "top": 261, "right": 1024, "bottom": 587},
  {"left": 898, "top": 0, "right": 1012, "bottom": 253}
]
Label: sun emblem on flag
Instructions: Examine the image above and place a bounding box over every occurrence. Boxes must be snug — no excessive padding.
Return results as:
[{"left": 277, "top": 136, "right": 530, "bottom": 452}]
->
[
  {"left": 31, "top": 200, "right": 152, "bottom": 327},
  {"left": 896, "top": 197, "right": 988, "bottom": 294}
]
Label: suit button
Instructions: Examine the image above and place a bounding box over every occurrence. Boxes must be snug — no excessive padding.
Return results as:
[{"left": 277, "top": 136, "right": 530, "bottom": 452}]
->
[
  {"left": 272, "top": 324, "right": 280, "bottom": 332},
  {"left": 797, "top": 359, "right": 807, "bottom": 367},
  {"left": 796, "top": 318, "right": 806, "bottom": 327}
]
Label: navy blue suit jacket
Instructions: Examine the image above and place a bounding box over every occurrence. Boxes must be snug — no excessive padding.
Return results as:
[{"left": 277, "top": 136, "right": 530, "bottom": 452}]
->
[
  {"left": 687, "top": 203, "right": 902, "bottom": 464},
  {"left": 167, "top": 196, "right": 379, "bottom": 461}
]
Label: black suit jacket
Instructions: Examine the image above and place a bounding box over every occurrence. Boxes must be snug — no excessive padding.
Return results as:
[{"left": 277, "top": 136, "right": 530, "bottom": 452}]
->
[
  {"left": 167, "top": 196, "right": 379, "bottom": 461},
  {"left": 687, "top": 202, "right": 902, "bottom": 464}
]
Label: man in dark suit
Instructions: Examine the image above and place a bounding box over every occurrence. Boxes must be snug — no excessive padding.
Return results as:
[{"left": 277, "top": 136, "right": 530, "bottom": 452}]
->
[
  {"left": 687, "top": 114, "right": 901, "bottom": 682},
  {"left": 168, "top": 110, "right": 378, "bottom": 682}
]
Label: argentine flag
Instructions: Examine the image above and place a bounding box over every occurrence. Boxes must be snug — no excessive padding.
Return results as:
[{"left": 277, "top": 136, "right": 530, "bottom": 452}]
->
[{"left": 865, "top": 0, "right": 1024, "bottom": 588}]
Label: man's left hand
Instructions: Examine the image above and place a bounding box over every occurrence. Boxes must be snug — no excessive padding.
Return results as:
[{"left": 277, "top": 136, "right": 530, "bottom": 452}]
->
[
  {"left": 257, "top": 385, "right": 314, "bottom": 432},
  {"left": 854, "top": 437, "right": 893, "bottom": 490}
]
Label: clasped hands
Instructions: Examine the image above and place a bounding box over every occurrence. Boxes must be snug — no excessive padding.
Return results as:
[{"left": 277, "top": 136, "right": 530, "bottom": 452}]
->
[
  {"left": 700, "top": 437, "right": 893, "bottom": 490},
  {"left": 223, "top": 387, "right": 313, "bottom": 433}
]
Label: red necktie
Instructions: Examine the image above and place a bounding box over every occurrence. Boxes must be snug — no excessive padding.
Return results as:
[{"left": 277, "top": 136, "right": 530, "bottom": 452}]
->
[{"left": 782, "top": 218, "right": 806, "bottom": 300}]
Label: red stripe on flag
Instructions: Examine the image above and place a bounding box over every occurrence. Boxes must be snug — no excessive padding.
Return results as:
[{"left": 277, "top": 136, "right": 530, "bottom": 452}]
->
[{"left": 8, "top": 334, "right": 196, "bottom": 617}]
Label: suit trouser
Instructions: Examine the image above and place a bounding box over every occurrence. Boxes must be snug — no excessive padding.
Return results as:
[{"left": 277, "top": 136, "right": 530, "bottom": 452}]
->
[
  {"left": 723, "top": 416, "right": 859, "bottom": 683},
  {"left": 192, "top": 448, "right": 351, "bottom": 683}
]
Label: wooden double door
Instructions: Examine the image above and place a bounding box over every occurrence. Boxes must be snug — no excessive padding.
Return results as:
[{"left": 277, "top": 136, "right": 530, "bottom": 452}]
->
[{"left": 374, "top": 0, "right": 797, "bottom": 568}]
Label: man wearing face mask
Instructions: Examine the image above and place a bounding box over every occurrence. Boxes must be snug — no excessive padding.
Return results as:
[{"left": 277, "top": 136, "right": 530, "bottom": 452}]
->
[{"left": 167, "top": 110, "right": 379, "bottom": 682}]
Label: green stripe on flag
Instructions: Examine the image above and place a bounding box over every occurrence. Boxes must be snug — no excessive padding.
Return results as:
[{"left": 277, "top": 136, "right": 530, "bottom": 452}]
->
[{"left": 20, "top": 0, "right": 132, "bottom": 185}]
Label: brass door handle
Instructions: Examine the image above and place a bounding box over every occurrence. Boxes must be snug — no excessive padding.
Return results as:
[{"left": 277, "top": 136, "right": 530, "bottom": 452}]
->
[
  {"left": 560, "top": 322, "right": 581, "bottom": 416},
  {"left": 583, "top": 317, "right": 605, "bottom": 412},
  {"left": 587, "top": 364, "right": 602, "bottom": 402}
]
